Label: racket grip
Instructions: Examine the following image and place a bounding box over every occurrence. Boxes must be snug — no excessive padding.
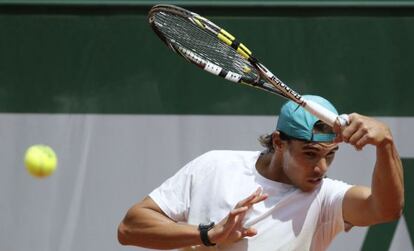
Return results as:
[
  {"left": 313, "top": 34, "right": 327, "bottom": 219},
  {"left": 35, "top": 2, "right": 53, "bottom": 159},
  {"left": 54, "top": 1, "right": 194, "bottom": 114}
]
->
[
  {"left": 304, "top": 99, "right": 349, "bottom": 127},
  {"left": 337, "top": 114, "right": 349, "bottom": 127}
]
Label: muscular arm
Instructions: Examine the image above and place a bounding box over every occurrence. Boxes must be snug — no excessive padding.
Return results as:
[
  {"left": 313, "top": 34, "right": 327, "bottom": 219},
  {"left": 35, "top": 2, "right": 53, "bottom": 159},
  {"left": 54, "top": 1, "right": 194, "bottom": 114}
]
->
[
  {"left": 339, "top": 114, "right": 404, "bottom": 226},
  {"left": 117, "top": 196, "right": 200, "bottom": 249},
  {"left": 118, "top": 189, "right": 267, "bottom": 249}
]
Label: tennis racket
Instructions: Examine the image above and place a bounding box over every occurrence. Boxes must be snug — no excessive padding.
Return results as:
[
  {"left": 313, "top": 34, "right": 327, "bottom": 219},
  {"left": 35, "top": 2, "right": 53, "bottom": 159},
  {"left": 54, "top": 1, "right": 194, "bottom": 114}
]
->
[{"left": 148, "top": 4, "right": 348, "bottom": 127}]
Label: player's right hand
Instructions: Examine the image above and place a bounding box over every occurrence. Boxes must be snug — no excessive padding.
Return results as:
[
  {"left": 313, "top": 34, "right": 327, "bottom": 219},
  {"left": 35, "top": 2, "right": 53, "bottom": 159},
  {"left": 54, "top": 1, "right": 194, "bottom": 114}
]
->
[{"left": 333, "top": 113, "right": 393, "bottom": 151}]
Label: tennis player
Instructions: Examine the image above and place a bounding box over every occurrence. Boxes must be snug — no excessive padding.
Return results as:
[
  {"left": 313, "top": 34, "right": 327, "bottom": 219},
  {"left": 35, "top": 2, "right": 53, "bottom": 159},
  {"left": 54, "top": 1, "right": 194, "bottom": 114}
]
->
[{"left": 118, "top": 95, "right": 404, "bottom": 251}]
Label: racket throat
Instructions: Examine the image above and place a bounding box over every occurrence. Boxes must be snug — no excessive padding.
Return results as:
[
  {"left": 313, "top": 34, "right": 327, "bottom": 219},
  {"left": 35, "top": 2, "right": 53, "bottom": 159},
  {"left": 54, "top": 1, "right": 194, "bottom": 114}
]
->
[{"left": 256, "top": 63, "right": 303, "bottom": 105}]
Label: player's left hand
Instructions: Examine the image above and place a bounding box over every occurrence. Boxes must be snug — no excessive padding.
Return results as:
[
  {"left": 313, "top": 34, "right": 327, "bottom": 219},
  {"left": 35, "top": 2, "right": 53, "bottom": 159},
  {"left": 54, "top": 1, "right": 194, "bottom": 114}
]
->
[
  {"left": 208, "top": 188, "right": 268, "bottom": 245},
  {"left": 333, "top": 113, "right": 393, "bottom": 150}
]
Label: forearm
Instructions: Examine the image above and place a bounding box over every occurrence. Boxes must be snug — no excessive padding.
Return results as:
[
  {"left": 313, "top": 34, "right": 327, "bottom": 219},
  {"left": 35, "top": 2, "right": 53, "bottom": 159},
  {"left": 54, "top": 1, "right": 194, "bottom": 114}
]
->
[
  {"left": 371, "top": 139, "right": 404, "bottom": 220},
  {"left": 118, "top": 205, "right": 202, "bottom": 249}
]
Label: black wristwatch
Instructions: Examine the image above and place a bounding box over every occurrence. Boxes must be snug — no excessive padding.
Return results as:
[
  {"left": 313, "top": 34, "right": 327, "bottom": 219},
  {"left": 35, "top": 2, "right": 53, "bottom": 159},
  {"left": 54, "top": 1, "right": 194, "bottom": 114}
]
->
[{"left": 198, "top": 222, "right": 216, "bottom": 246}]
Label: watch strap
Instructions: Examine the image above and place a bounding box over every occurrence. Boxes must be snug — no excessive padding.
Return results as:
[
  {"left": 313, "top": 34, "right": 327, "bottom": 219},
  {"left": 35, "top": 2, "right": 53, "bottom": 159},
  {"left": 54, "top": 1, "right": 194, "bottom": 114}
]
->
[{"left": 198, "top": 222, "right": 216, "bottom": 246}]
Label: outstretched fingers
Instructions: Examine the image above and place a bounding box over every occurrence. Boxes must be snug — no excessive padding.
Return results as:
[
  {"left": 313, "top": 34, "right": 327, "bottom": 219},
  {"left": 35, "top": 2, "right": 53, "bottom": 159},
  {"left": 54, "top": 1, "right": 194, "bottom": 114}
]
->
[
  {"left": 224, "top": 206, "right": 249, "bottom": 229},
  {"left": 236, "top": 188, "right": 268, "bottom": 209},
  {"left": 211, "top": 188, "right": 268, "bottom": 245},
  {"left": 242, "top": 227, "right": 257, "bottom": 237},
  {"left": 229, "top": 206, "right": 249, "bottom": 219}
]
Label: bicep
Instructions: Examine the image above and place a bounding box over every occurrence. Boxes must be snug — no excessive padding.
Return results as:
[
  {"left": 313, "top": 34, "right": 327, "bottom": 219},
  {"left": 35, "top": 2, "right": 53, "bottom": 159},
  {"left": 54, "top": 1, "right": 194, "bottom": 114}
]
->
[
  {"left": 118, "top": 197, "right": 175, "bottom": 246},
  {"left": 343, "top": 185, "right": 380, "bottom": 226},
  {"left": 124, "top": 196, "right": 174, "bottom": 224}
]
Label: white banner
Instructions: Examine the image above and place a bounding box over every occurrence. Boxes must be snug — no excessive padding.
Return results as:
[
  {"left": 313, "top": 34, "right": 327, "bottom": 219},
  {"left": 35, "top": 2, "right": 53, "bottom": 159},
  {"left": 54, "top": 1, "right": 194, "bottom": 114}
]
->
[{"left": 0, "top": 114, "right": 412, "bottom": 251}]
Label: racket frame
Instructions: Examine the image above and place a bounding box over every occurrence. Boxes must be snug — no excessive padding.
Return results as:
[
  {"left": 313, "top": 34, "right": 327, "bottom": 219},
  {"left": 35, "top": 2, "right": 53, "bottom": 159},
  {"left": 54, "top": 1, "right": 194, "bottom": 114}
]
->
[{"left": 148, "top": 4, "right": 346, "bottom": 127}]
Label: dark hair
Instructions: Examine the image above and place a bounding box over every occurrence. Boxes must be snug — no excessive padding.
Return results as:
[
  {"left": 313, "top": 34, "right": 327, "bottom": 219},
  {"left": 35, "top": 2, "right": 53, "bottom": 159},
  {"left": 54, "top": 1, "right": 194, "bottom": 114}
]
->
[
  {"left": 258, "top": 133, "right": 274, "bottom": 153},
  {"left": 257, "top": 131, "right": 297, "bottom": 153},
  {"left": 313, "top": 120, "right": 334, "bottom": 135},
  {"left": 258, "top": 120, "right": 334, "bottom": 152},
  {"left": 279, "top": 131, "right": 303, "bottom": 141}
]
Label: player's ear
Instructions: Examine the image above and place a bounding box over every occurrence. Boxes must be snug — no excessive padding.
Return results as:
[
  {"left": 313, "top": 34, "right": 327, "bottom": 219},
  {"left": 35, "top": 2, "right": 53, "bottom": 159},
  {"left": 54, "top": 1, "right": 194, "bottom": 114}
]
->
[{"left": 272, "top": 131, "right": 284, "bottom": 150}]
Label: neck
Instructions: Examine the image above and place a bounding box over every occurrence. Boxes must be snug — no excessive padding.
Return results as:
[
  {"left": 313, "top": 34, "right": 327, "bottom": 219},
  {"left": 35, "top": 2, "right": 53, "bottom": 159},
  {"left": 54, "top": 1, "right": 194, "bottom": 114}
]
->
[{"left": 256, "top": 151, "right": 290, "bottom": 184}]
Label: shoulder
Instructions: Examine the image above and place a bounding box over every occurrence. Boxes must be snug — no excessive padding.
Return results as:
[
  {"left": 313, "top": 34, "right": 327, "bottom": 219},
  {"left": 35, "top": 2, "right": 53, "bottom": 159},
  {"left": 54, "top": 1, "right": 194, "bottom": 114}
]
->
[
  {"left": 201, "top": 150, "right": 260, "bottom": 157},
  {"left": 194, "top": 150, "right": 260, "bottom": 163},
  {"left": 322, "top": 178, "right": 352, "bottom": 189},
  {"left": 319, "top": 178, "right": 353, "bottom": 202},
  {"left": 187, "top": 150, "right": 260, "bottom": 174}
]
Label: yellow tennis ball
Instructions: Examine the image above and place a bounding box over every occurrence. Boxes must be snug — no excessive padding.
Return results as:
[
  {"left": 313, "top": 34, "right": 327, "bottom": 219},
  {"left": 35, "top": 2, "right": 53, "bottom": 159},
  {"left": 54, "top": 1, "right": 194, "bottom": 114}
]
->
[{"left": 24, "top": 145, "right": 58, "bottom": 178}]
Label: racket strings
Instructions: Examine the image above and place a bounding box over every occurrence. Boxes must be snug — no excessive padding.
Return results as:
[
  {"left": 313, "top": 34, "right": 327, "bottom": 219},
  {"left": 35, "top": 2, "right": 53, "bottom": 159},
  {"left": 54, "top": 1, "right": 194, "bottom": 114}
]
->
[{"left": 152, "top": 11, "right": 259, "bottom": 81}]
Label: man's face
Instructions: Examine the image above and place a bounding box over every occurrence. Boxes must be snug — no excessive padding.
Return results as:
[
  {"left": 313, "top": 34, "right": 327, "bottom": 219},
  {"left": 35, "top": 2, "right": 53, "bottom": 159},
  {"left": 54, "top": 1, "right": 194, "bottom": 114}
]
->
[{"left": 281, "top": 140, "right": 339, "bottom": 192}]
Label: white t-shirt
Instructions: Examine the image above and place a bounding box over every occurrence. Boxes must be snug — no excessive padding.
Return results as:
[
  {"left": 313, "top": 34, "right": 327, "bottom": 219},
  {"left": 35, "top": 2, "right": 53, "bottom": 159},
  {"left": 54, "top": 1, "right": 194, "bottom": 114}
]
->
[{"left": 149, "top": 150, "right": 352, "bottom": 251}]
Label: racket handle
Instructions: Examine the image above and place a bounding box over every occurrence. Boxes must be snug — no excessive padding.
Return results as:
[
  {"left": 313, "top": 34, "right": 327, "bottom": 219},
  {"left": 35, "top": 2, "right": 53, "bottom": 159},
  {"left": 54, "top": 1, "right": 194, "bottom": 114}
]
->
[{"left": 304, "top": 99, "right": 349, "bottom": 127}]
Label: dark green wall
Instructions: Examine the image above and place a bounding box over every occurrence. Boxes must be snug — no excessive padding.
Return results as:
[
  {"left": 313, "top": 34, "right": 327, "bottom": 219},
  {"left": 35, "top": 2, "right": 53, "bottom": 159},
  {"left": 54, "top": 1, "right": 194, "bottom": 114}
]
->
[
  {"left": 1, "top": 0, "right": 414, "bottom": 6},
  {"left": 1, "top": 4, "right": 414, "bottom": 115}
]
